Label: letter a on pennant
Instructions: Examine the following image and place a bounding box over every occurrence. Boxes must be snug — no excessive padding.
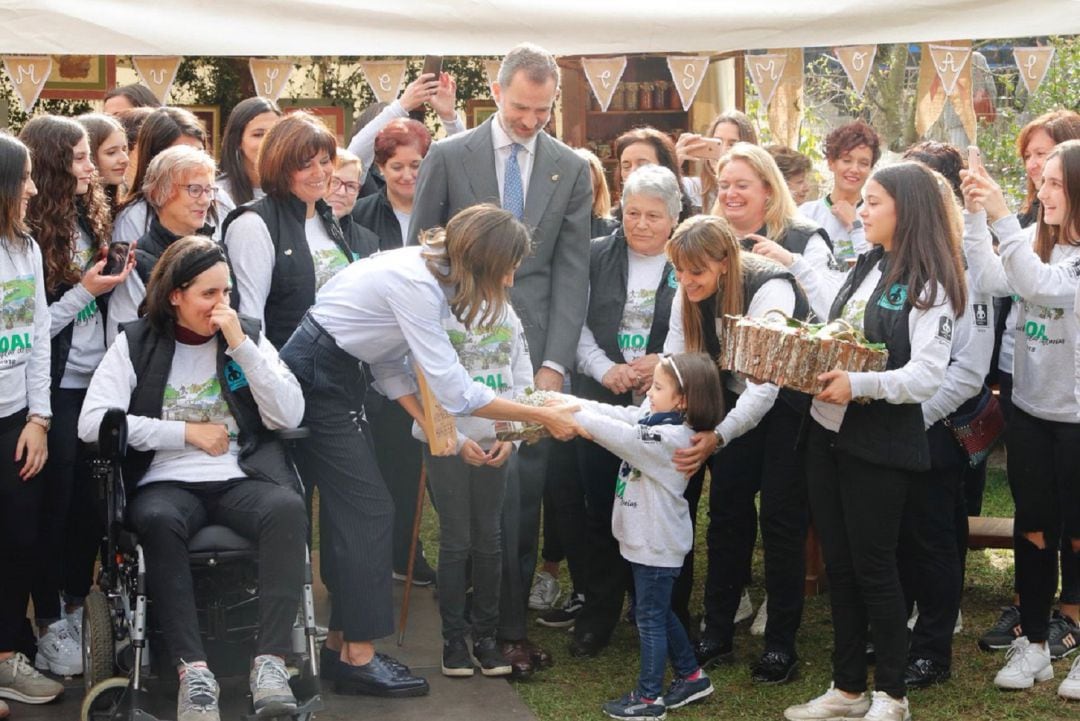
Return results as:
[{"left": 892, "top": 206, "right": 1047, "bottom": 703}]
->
[
  {"left": 132, "top": 56, "right": 182, "bottom": 105},
  {"left": 249, "top": 59, "right": 294, "bottom": 102},
  {"left": 582, "top": 57, "right": 627, "bottom": 112},
  {"left": 834, "top": 45, "right": 877, "bottom": 97},
  {"left": 2, "top": 56, "right": 52, "bottom": 113},
  {"left": 928, "top": 44, "right": 971, "bottom": 96},
  {"left": 358, "top": 61, "right": 407, "bottom": 105},
  {"left": 666, "top": 56, "right": 711, "bottom": 111},
  {"left": 746, "top": 53, "right": 787, "bottom": 108},
  {"left": 1012, "top": 47, "right": 1055, "bottom": 95}
]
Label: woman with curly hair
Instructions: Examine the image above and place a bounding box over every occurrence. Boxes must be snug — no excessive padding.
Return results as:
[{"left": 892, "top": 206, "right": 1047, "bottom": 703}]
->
[{"left": 18, "top": 115, "right": 134, "bottom": 677}]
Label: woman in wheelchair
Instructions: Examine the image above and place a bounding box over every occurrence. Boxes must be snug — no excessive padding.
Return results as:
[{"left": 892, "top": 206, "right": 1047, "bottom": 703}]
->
[{"left": 78, "top": 236, "right": 308, "bottom": 721}]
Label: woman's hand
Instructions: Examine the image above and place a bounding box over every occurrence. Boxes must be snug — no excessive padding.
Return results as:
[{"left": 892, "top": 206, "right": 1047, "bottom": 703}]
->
[
  {"left": 460, "top": 438, "right": 488, "bottom": 466},
  {"left": 673, "top": 430, "right": 718, "bottom": 477},
  {"left": 815, "top": 370, "right": 852, "bottom": 405},
  {"left": 750, "top": 235, "right": 794, "bottom": 268},
  {"left": 831, "top": 199, "right": 858, "bottom": 230},
  {"left": 81, "top": 244, "right": 136, "bottom": 297},
  {"left": 601, "top": 363, "right": 638, "bottom": 395},
  {"left": 185, "top": 422, "right": 230, "bottom": 456},
  {"left": 209, "top": 302, "right": 246, "bottom": 349},
  {"left": 960, "top": 167, "right": 1010, "bottom": 222},
  {"left": 15, "top": 422, "right": 47, "bottom": 480},
  {"left": 399, "top": 73, "right": 440, "bottom": 112},
  {"left": 429, "top": 73, "right": 458, "bottom": 121},
  {"left": 538, "top": 402, "right": 588, "bottom": 441},
  {"left": 629, "top": 353, "right": 661, "bottom": 392},
  {"left": 486, "top": 440, "right": 513, "bottom": 468},
  {"left": 675, "top": 133, "right": 706, "bottom": 164}
]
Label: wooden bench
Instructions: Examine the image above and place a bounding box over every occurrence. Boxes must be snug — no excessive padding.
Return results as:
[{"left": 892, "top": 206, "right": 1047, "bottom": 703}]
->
[{"left": 968, "top": 516, "right": 1014, "bottom": 549}]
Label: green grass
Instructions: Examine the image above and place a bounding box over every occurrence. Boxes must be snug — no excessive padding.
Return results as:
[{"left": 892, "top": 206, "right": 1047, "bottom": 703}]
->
[{"left": 414, "top": 459, "right": 1078, "bottom": 720}]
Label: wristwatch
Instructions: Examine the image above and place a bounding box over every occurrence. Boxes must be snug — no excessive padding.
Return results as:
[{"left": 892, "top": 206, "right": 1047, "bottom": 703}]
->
[
  {"left": 27, "top": 414, "right": 51, "bottom": 431},
  {"left": 711, "top": 428, "right": 724, "bottom": 454}
]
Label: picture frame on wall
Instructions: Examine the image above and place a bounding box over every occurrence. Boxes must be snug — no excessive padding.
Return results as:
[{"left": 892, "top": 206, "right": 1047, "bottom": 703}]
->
[
  {"left": 40, "top": 55, "right": 116, "bottom": 100},
  {"left": 278, "top": 98, "right": 350, "bottom": 146},
  {"left": 179, "top": 105, "right": 222, "bottom": 160},
  {"left": 466, "top": 99, "right": 497, "bottom": 128}
]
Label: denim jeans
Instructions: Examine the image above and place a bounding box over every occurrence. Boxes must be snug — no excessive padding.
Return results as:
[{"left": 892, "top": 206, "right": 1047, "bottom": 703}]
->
[{"left": 631, "top": 563, "right": 698, "bottom": 699}]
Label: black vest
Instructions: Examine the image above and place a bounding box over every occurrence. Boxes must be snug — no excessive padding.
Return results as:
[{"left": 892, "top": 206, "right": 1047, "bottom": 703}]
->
[
  {"left": 120, "top": 316, "right": 299, "bottom": 497},
  {"left": 134, "top": 215, "right": 213, "bottom": 285},
  {"left": 222, "top": 194, "right": 356, "bottom": 349},
  {"left": 747, "top": 218, "right": 832, "bottom": 256},
  {"left": 350, "top": 186, "right": 404, "bottom": 252},
  {"left": 573, "top": 233, "right": 676, "bottom": 403},
  {"left": 828, "top": 246, "right": 930, "bottom": 472}
]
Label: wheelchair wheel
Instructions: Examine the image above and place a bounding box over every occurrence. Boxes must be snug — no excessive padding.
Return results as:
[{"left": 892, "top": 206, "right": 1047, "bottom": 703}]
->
[
  {"left": 83, "top": 590, "right": 116, "bottom": 690},
  {"left": 80, "top": 676, "right": 129, "bottom": 721}
]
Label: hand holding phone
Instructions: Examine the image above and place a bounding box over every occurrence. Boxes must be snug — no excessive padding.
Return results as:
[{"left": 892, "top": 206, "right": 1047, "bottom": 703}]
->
[
  {"left": 684, "top": 136, "right": 724, "bottom": 161},
  {"left": 967, "top": 145, "right": 984, "bottom": 175},
  {"left": 102, "top": 241, "right": 131, "bottom": 276}
]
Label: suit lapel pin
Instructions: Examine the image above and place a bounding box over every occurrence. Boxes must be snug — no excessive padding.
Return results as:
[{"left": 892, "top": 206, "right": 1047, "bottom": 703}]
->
[
  {"left": 284, "top": 248, "right": 293, "bottom": 256},
  {"left": 551, "top": 174, "right": 559, "bottom": 182}
]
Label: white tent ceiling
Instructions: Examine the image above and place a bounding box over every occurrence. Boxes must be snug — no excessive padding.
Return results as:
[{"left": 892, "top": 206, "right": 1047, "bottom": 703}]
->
[{"left": 1, "top": 0, "right": 1079, "bottom": 56}]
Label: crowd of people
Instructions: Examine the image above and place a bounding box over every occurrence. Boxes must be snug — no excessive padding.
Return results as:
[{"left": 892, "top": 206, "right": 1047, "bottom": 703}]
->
[{"left": 0, "top": 41, "right": 1078, "bottom": 721}]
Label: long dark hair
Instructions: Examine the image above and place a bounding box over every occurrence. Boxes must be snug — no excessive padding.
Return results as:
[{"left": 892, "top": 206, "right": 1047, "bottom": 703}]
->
[
  {"left": 20, "top": 115, "right": 111, "bottom": 293},
  {"left": 219, "top": 97, "right": 282, "bottom": 206},
  {"left": 121, "top": 107, "right": 206, "bottom": 210},
  {"left": 0, "top": 133, "right": 32, "bottom": 250},
  {"left": 77, "top": 112, "right": 127, "bottom": 213},
  {"left": 870, "top": 162, "right": 966, "bottom": 313}
]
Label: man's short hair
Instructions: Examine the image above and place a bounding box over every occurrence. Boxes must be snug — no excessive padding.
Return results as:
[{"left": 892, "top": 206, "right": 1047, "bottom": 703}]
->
[{"left": 497, "top": 43, "right": 560, "bottom": 90}]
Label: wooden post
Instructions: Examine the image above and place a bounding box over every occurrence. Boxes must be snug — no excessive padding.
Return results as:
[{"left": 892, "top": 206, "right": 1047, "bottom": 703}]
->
[{"left": 397, "top": 463, "right": 427, "bottom": 646}]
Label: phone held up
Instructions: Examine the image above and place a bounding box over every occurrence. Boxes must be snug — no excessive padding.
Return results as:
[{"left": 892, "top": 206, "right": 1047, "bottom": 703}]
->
[{"left": 102, "top": 241, "right": 131, "bottom": 275}]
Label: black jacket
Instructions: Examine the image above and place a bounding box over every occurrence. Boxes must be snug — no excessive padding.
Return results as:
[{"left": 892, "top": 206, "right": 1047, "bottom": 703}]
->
[{"left": 350, "top": 186, "right": 405, "bottom": 251}]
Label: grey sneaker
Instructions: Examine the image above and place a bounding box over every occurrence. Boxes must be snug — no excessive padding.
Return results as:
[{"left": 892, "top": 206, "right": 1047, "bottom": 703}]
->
[
  {"left": 177, "top": 662, "right": 220, "bottom": 721},
  {"left": 249, "top": 655, "right": 297, "bottom": 716},
  {"left": 528, "top": 571, "right": 562, "bottom": 611},
  {"left": 0, "top": 653, "right": 64, "bottom": 704},
  {"left": 783, "top": 683, "right": 870, "bottom": 720}
]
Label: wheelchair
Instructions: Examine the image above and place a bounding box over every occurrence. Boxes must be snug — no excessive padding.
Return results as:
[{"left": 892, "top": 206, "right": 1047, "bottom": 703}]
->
[{"left": 79, "top": 408, "right": 323, "bottom": 721}]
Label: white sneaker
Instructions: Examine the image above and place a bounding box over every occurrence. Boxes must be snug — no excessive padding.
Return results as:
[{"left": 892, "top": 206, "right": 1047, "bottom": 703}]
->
[
  {"left": 863, "top": 691, "right": 910, "bottom": 721},
  {"left": 994, "top": 637, "right": 1053, "bottom": 690},
  {"left": 1058, "top": 655, "right": 1080, "bottom": 700},
  {"left": 783, "top": 683, "right": 870, "bottom": 721},
  {"left": 65, "top": 607, "right": 83, "bottom": 642},
  {"left": 35, "top": 619, "right": 83, "bottom": 676},
  {"left": 734, "top": 590, "right": 754, "bottom": 624},
  {"left": 528, "top": 571, "right": 561, "bottom": 611},
  {"left": 750, "top": 596, "right": 768, "bottom": 636}
]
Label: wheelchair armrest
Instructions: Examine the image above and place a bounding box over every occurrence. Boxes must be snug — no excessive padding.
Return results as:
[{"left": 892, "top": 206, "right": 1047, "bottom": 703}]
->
[
  {"left": 98, "top": 408, "right": 129, "bottom": 461},
  {"left": 275, "top": 427, "right": 310, "bottom": 441}
]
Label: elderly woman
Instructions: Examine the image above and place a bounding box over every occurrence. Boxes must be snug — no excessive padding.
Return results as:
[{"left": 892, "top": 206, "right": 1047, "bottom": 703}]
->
[
  {"left": 327, "top": 148, "right": 378, "bottom": 259},
  {"left": 108, "top": 145, "right": 217, "bottom": 341},
  {"left": 568, "top": 165, "right": 684, "bottom": 658}
]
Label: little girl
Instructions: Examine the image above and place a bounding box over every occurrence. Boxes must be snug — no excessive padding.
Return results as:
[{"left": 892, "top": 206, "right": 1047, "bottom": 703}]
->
[
  {"left": 566, "top": 352, "right": 722, "bottom": 720},
  {"left": 412, "top": 297, "right": 533, "bottom": 678}
]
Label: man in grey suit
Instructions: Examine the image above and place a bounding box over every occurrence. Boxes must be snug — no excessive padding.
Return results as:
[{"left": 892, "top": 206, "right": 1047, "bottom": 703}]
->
[{"left": 410, "top": 43, "right": 591, "bottom": 675}]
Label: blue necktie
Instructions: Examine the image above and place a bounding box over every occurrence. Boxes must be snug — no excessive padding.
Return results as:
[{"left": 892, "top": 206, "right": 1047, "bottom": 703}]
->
[{"left": 503, "top": 143, "right": 525, "bottom": 220}]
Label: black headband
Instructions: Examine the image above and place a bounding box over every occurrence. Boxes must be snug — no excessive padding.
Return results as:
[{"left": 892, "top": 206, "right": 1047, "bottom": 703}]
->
[{"left": 172, "top": 245, "right": 228, "bottom": 288}]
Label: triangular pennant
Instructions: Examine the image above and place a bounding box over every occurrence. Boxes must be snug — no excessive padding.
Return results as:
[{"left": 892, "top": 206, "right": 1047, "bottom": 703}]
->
[
  {"left": 249, "top": 59, "right": 294, "bottom": 102},
  {"left": 2, "top": 55, "right": 52, "bottom": 113},
  {"left": 483, "top": 59, "right": 502, "bottom": 95},
  {"left": 132, "top": 56, "right": 181, "bottom": 105},
  {"left": 666, "top": 56, "right": 711, "bottom": 112},
  {"left": 766, "top": 49, "right": 804, "bottom": 150},
  {"left": 928, "top": 44, "right": 971, "bottom": 96},
  {"left": 834, "top": 45, "right": 877, "bottom": 97},
  {"left": 746, "top": 53, "right": 787, "bottom": 108},
  {"left": 358, "top": 61, "right": 407, "bottom": 105},
  {"left": 1012, "top": 47, "right": 1055, "bottom": 95},
  {"left": 581, "top": 57, "right": 627, "bottom": 113}
]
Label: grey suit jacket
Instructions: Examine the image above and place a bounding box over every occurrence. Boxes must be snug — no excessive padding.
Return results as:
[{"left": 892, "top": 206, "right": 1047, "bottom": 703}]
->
[{"left": 409, "top": 117, "right": 592, "bottom": 373}]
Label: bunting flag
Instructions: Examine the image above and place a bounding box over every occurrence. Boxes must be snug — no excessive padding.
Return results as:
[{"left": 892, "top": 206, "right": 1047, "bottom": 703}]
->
[
  {"left": 928, "top": 44, "right": 971, "bottom": 96},
  {"left": 916, "top": 41, "right": 976, "bottom": 142},
  {"left": 1012, "top": 46, "right": 1055, "bottom": 95},
  {"left": 483, "top": 59, "right": 501, "bottom": 94},
  {"left": 746, "top": 52, "right": 787, "bottom": 108},
  {"left": 358, "top": 60, "right": 407, "bottom": 104},
  {"left": 665, "top": 55, "right": 711, "bottom": 111},
  {"left": 834, "top": 45, "right": 877, "bottom": 97},
  {"left": 132, "top": 56, "right": 181, "bottom": 105},
  {"left": 766, "top": 49, "right": 804, "bottom": 150},
  {"left": 2, "top": 55, "right": 52, "bottom": 112},
  {"left": 249, "top": 58, "right": 294, "bottom": 102},
  {"left": 581, "top": 56, "right": 628, "bottom": 112}
]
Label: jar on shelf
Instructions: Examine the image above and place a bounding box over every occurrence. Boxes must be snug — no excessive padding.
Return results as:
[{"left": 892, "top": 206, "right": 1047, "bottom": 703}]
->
[
  {"left": 639, "top": 82, "right": 654, "bottom": 110},
  {"left": 624, "top": 82, "right": 639, "bottom": 111},
  {"left": 668, "top": 83, "right": 683, "bottom": 110},
  {"left": 609, "top": 83, "right": 626, "bottom": 111},
  {"left": 653, "top": 81, "right": 668, "bottom": 110}
]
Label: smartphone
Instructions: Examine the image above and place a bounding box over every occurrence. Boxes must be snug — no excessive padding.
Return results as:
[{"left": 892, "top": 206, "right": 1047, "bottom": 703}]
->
[
  {"left": 102, "top": 241, "right": 130, "bottom": 275},
  {"left": 421, "top": 55, "right": 443, "bottom": 81},
  {"left": 967, "top": 145, "right": 983, "bottom": 173},
  {"left": 685, "top": 137, "right": 724, "bottom": 161}
]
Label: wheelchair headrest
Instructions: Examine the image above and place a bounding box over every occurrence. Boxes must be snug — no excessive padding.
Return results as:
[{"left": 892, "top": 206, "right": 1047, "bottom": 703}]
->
[{"left": 98, "top": 408, "right": 129, "bottom": 461}]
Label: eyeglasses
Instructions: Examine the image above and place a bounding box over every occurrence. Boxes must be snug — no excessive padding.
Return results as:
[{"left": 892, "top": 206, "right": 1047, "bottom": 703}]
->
[
  {"left": 182, "top": 184, "right": 218, "bottom": 199},
  {"left": 329, "top": 177, "right": 360, "bottom": 195}
]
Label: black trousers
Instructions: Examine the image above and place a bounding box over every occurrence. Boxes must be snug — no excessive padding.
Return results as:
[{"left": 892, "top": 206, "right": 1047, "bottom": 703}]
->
[
  {"left": 702, "top": 399, "right": 807, "bottom": 656},
  {"left": 32, "top": 388, "right": 101, "bottom": 624},
  {"left": 281, "top": 319, "right": 396, "bottom": 642},
  {"left": 128, "top": 480, "right": 306, "bottom": 667},
  {"left": 367, "top": 398, "right": 425, "bottom": 570},
  {"left": 805, "top": 421, "right": 909, "bottom": 699},
  {"left": 540, "top": 437, "right": 588, "bottom": 593},
  {"left": 497, "top": 439, "right": 549, "bottom": 640},
  {"left": 1006, "top": 408, "right": 1080, "bottom": 643},
  {"left": 0, "top": 409, "right": 43, "bottom": 651}
]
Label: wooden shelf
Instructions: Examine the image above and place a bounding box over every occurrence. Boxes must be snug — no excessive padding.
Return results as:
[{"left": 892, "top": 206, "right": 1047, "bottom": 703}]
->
[{"left": 586, "top": 109, "right": 686, "bottom": 116}]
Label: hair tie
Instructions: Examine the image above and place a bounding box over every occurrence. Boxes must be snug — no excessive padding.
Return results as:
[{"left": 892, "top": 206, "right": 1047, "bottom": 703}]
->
[
  {"left": 172, "top": 245, "right": 228, "bottom": 288},
  {"left": 664, "top": 355, "right": 686, "bottom": 389}
]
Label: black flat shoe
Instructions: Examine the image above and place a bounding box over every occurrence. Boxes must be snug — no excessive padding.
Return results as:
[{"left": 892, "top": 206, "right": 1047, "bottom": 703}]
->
[
  {"left": 693, "top": 637, "right": 734, "bottom": 668},
  {"left": 904, "top": 657, "right": 951, "bottom": 689},
  {"left": 334, "top": 653, "right": 429, "bottom": 697},
  {"left": 750, "top": 650, "right": 798, "bottom": 684},
  {"left": 319, "top": 644, "right": 340, "bottom": 681},
  {"left": 568, "top": 631, "right": 606, "bottom": 658}
]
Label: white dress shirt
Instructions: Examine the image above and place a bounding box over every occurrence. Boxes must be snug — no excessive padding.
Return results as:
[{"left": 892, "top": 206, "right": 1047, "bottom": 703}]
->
[{"left": 491, "top": 117, "right": 536, "bottom": 209}]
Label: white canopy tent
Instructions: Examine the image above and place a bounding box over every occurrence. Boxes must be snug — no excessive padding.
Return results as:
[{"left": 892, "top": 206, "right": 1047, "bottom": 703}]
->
[{"left": 1, "top": 0, "right": 1079, "bottom": 56}]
